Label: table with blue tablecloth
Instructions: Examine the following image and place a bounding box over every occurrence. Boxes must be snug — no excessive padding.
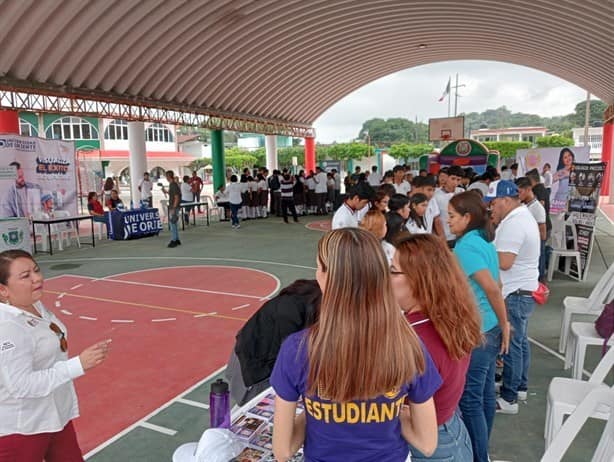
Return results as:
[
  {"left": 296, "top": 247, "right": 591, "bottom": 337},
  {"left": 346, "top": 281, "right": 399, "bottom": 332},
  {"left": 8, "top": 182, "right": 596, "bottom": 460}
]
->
[{"left": 107, "top": 208, "right": 163, "bottom": 240}]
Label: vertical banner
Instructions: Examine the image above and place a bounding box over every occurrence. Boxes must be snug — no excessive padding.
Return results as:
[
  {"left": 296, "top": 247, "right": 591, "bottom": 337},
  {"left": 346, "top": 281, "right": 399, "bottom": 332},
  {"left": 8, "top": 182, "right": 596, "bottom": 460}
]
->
[
  {"left": 567, "top": 162, "right": 607, "bottom": 280},
  {"left": 0, "top": 135, "right": 77, "bottom": 219},
  {"left": 516, "top": 146, "right": 590, "bottom": 214}
]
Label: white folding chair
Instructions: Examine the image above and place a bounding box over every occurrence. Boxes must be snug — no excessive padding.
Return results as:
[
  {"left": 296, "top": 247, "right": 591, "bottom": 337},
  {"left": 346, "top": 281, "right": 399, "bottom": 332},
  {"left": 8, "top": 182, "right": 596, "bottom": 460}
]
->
[
  {"left": 559, "top": 263, "right": 614, "bottom": 353},
  {"left": 53, "top": 210, "right": 81, "bottom": 248},
  {"left": 545, "top": 346, "right": 614, "bottom": 447},
  {"left": 204, "top": 195, "right": 224, "bottom": 222},
  {"left": 547, "top": 213, "right": 582, "bottom": 282},
  {"left": 565, "top": 322, "right": 614, "bottom": 379},
  {"left": 542, "top": 388, "right": 614, "bottom": 462}
]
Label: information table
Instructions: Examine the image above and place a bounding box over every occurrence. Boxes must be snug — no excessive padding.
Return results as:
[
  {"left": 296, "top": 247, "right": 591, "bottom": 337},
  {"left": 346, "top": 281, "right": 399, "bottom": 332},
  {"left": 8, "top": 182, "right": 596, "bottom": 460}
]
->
[{"left": 107, "top": 208, "right": 163, "bottom": 240}]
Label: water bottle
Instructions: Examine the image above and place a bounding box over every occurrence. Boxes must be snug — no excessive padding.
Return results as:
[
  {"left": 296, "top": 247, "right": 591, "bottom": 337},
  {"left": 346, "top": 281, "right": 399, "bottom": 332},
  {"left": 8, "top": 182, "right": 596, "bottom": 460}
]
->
[{"left": 209, "top": 379, "right": 230, "bottom": 428}]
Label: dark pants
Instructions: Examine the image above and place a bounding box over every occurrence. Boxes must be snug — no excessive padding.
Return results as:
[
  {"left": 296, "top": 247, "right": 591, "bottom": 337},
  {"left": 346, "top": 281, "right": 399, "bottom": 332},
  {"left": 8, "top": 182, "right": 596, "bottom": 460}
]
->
[
  {"left": 271, "top": 191, "right": 282, "bottom": 216},
  {"left": 316, "top": 192, "right": 327, "bottom": 214},
  {"left": 192, "top": 192, "right": 201, "bottom": 212},
  {"left": 281, "top": 199, "right": 298, "bottom": 222},
  {"left": 230, "top": 203, "right": 241, "bottom": 226}
]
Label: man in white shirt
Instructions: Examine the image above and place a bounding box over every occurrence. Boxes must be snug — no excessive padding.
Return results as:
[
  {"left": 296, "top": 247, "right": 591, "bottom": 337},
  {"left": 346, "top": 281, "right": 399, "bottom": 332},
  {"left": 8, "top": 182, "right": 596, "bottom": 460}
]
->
[
  {"left": 313, "top": 167, "right": 329, "bottom": 215},
  {"left": 331, "top": 182, "right": 375, "bottom": 229},
  {"left": 137, "top": 172, "right": 153, "bottom": 208},
  {"left": 368, "top": 165, "right": 382, "bottom": 187},
  {"left": 392, "top": 165, "right": 411, "bottom": 196},
  {"left": 433, "top": 165, "right": 463, "bottom": 247},
  {"left": 467, "top": 171, "right": 494, "bottom": 198},
  {"left": 517, "top": 177, "right": 547, "bottom": 281},
  {"left": 486, "top": 180, "right": 540, "bottom": 415}
]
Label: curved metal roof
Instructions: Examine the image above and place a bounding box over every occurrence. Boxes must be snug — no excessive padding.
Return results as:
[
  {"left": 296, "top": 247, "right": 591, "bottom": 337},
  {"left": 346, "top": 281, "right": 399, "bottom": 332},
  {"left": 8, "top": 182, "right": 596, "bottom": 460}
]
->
[{"left": 0, "top": 0, "right": 612, "bottom": 130}]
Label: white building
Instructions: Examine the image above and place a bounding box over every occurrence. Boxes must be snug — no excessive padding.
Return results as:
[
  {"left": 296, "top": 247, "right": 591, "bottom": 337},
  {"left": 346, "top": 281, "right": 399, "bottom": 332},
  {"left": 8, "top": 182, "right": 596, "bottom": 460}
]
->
[
  {"left": 572, "top": 127, "right": 603, "bottom": 161},
  {"left": 470, "top": 127, "right": 547, "bottom": 144}
]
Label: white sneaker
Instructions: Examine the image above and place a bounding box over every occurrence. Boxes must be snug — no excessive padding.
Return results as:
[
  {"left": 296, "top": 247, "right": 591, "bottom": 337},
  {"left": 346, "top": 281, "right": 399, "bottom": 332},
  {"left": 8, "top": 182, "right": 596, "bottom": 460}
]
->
[
  {"left": 517, "top": 390, "right": 527, "bottom": 401},
  {"left": 496, "top": 397, "right": 518, "bottom": 415}
]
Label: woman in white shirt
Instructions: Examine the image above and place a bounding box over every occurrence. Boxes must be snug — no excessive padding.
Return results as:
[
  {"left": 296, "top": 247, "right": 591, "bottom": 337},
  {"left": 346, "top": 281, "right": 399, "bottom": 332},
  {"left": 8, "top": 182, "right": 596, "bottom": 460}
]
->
[
  {"left": 0, "top": 250, "right": 110, "bottom": 461},
  {"left": 227, "top": 175, "right": 244, "bottom": 229},
  {"left": 406, "top": 193, "right": 429, "bottom": 234}
]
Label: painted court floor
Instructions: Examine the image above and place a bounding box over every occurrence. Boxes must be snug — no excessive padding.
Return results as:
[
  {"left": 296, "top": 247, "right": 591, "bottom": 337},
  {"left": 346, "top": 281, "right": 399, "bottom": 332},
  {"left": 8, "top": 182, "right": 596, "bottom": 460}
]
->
[{"left": 31, "top": 212, "right": 614, "bottom": 461}]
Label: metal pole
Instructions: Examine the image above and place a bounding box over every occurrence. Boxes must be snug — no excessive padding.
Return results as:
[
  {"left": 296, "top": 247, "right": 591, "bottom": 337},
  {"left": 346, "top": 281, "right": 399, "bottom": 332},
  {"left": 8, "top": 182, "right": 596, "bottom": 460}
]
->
[
  {"left": 454, "top": 73, "right": 459, "bottom": 117},
  {"left": 583, "top": 91, "right": 591, "bottom": 147},
  {"left": 447, "top": 81, "right": 451, "bottom": 118}
]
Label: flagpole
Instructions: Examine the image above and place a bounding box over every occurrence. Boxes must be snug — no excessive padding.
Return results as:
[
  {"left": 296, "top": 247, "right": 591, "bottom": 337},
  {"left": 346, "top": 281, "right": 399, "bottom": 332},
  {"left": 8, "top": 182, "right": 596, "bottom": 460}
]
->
[
  {"left": 454, "top": 73, "right": 459, "bottom": 117},
  {"left": 447, "top": 76, "right": 451, "bottom": 117}
]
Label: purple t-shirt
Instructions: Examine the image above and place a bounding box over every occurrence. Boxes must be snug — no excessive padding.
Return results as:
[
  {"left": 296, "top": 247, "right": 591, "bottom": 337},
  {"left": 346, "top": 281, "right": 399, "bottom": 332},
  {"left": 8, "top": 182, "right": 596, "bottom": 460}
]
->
[{"left": 270, "top": 330, "right": 442, "bottom": 462}]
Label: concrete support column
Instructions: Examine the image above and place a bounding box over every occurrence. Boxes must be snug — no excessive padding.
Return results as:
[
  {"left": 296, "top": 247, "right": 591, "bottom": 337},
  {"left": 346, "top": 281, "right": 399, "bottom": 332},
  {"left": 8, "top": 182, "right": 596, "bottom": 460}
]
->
[
  {"left": 265, "top": 134, "right": 278, "bottom": 171},
  {"left": 211, "top": 129, "right": 226, "bottom": 191},
  {"left": 304, "top": 136, "right": 316, "bottom": 173},
  {"left": 0, "top": 110, "right": 19, "bottom": 134},
  {"left": 128, "top": 121, "right": 147, "bottom": 207},
  {"left": 601, "top": 118, "right": 613, "bottom": 202}
]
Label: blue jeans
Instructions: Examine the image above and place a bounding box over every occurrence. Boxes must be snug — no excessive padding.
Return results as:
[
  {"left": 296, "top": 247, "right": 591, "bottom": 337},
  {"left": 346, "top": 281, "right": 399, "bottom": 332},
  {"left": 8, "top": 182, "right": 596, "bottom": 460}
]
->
[
  {"left": 459, "top": 325, "right": 501, "bottom": 462},
  {"left": 230, "top": 203, "right": 241, "bottom": 226},
  {"left": 409, "top": 411, "right": 473, "bottom": 461},
  {"left": 501, "top": 294, "right": 535, "bottom": 403},
  {"left": 169, "top": 209, "right": 179, "bottom": 241}
]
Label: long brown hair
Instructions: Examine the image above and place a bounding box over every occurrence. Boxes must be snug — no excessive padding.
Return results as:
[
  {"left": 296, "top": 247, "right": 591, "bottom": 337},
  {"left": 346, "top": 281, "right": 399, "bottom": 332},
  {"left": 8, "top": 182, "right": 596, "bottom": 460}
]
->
[
  {"left": 449, "top": 191, "right": 494, "bottom": 241},
  {"left": 359, "top": 209, "right": 386, "bottom": 236},
  {"left": 394, "top": 234, "right": 482, "bottom": 360},
  {"left": 307, "top": 228, "right": 425, "bottom": 401}
]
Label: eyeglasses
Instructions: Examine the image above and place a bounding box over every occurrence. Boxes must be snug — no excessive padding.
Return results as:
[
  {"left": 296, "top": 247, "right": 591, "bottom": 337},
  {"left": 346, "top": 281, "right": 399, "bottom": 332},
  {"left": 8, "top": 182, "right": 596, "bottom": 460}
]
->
[{"left": 49, "top": 322, "right": 68, "bottom": 352}]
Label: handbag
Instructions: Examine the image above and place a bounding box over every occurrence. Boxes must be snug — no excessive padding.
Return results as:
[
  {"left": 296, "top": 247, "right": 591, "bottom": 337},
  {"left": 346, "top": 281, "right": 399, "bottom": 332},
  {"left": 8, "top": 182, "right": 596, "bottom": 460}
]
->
[
  {"left": 594, "top": 299, "right": 614, "bottom": 355},
  {"left": 532, "top": 282, "right": 550, "bottom": 305}
]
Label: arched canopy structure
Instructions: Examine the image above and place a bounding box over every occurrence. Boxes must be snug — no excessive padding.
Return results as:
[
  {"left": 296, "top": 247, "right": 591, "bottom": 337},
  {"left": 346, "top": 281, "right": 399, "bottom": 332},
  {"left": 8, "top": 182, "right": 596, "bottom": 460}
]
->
[{"left": 0, "top": 0, "right": 612, "bottom": 134}]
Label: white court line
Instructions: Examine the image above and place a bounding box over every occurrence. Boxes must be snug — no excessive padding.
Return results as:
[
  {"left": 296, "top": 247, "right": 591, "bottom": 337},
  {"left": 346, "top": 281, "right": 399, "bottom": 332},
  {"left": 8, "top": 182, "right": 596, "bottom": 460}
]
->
[
  {"left": 60, "top": 309, "right": 72, "bottom": 315},
  {"left": 57, "top": 293, "right": 65, "bottom": 299},
  {"left": 55, "top": 301, "right": 61, "bottom": 307},
  {"left": 231, "top": 303, "right": 250, "bottom": 311},
  {"left": 138, "top": 422, "right": 177, "bottom": 436},
  {"left": 79, "top": 316, "right": 98, "bottom": 321},
  {"left": 111, "top": 319, "right": 134, "bottom": 324},
  {"left": 84, "top": 365, "right": 227, "bottom": 459},
  {"left": 528, "top": 336, "right": 591, "bottom": 378},
  {"left": 95, "top": 278, "right": 267, "bottom": 300},
  {"left": 151, "top": 318, "right": 176, "bottom": 322},
  {"left": 176, "top": 398, "right": 210, "bottom": 410},
  {"left": 70, "top": 284, "right": 83, "bottom": 290},
  {"left": 194, "top": 312, "right": 217, "bottom": 318}
]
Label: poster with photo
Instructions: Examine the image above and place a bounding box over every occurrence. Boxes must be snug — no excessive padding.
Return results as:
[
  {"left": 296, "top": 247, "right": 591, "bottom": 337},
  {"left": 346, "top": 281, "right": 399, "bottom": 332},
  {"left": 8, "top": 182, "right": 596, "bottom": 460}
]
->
[
  {"left": 0, "top": 135, "right": 77, "bottom": 219},
  {"left": 516, "top": 146, "right": 590, "bottom": 214}
]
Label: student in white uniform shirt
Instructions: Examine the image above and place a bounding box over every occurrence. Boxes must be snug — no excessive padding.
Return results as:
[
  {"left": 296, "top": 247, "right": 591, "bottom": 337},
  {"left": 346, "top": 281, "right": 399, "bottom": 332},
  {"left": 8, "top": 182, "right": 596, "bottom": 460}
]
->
[
  {"left": 331, "top": 182, "right": 375, "bottom": 230},
  {"left": 405, "top": 193, "right": 429, "bottom": 234},
  {"left": 391, "top": 165, "right": 411, "bottom": 196},
  {"left": 367, "top": 165, "right": 382, "bottom": 187},
  {"left": 411, "top": 175, "right": 442, "bottom": 235},
  {"left": 313, "top": 167, "right": 329, "bottom": 215},
  {"left": 433, "top": 166, "right": 464, "bottom": 247},
  {"left": 485, "top": 180, "right": 540, "bottom": 416},
  {"left": 516, "top": 177, "right": 547, "bottom": 281},
  {"left": 0, "top": 250, "right": 110, "bottom": 461}
]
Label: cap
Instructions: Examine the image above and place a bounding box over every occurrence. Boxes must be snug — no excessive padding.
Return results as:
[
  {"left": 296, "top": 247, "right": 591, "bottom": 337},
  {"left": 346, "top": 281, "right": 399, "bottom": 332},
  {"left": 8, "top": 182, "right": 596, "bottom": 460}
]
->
[
  {"left": 210, "top": 378, "right": 228, "bottom": 394},
  {"left": 172, "top": 428, "right": 244, "bottom": 462},
  {"left": 484, "top": 180, "right": 519, "bottom": 202}
]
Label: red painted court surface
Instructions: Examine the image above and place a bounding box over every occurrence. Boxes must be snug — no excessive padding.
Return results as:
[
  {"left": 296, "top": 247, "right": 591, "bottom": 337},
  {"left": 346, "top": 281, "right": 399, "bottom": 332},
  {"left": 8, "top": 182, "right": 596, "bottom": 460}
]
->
[
  {"left": 305, "top": 220, "right": 332, "bottom": 232},
  {"left": 41, "top": 266, "right": 279, "bottom": 454}
]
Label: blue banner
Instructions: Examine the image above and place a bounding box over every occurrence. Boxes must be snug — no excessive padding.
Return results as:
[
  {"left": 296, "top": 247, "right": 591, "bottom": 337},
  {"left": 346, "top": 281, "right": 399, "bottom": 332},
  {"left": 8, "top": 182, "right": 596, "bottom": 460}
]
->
[{"left": 107, "top": 208, "right": 162, "bottom": 240}]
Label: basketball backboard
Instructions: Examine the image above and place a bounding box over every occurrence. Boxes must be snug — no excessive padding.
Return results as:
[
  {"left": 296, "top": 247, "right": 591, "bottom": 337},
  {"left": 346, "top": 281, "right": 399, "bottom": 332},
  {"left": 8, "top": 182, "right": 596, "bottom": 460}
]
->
[{"left": 429, "top": 116, "right": 464, "bottom": 141}]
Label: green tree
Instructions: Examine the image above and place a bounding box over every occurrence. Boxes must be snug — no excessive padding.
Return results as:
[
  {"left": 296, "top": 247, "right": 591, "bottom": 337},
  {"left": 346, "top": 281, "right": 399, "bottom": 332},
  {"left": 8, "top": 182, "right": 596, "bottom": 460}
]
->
[
  {"left": 389, "top": 143, "right": 434, "bottom": 160},
  {"left": 483, "top": 141, "right": 531, "bottom": 159},
  {"left": 572, "top": 99, "right": 608, "bottom": 126},
  {"left": 188, "top": 157, "right": 212, "bottom": 171},
  {"left": 535, "top": 135, "right": 574, "bottom": 148}
]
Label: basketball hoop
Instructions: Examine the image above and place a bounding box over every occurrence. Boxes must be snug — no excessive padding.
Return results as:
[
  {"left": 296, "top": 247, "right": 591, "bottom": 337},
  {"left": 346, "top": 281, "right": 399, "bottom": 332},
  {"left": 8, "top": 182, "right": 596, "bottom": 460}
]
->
[{"left": 441, "top": 129, "right": 452, "bottom": 141}]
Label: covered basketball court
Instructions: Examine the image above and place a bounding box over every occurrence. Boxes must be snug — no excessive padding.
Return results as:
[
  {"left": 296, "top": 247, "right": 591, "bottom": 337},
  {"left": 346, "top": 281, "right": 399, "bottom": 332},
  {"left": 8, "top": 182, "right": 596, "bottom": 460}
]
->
[{"left": 0, "top": 1, "right": 613, "bottom": 461}]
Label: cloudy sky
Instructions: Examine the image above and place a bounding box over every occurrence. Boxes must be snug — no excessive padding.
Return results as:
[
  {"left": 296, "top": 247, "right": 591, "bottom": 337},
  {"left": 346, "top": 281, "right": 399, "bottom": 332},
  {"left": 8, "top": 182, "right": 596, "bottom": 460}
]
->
[{"left": 313, "top": 60, "right": 588, "bottom": 143}]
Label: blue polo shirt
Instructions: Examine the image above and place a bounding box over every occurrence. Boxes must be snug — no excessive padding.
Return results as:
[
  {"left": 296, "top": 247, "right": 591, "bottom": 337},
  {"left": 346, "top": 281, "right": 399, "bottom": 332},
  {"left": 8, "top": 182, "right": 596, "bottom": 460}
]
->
[{"left": 454, "top": 229, "right": 499, "bottom": 333}]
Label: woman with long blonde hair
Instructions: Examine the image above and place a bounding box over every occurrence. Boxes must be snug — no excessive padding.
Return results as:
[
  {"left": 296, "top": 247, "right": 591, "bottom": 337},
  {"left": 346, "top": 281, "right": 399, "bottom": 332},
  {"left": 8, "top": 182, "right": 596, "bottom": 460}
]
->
[
  {"left": 391, "top": 234, "right": 482, "bottom": 461},
  {"left": 271, "top": 228, "right": 441, "bottom": 462},
  {"left": 359, "top": 209, "right": 395, "bottom": 264}
]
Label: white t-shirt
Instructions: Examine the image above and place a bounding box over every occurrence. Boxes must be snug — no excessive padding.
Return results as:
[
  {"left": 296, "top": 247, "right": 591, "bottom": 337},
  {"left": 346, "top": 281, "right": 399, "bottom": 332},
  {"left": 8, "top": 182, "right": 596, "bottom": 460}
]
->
[
  {"left": 526, "top": 198, "right": 546, "bottom": 224},
  {"left": 138, "top": 178, "right": 153, "bottom": 199},
  {"left": 543, "top": 171, "right": 553, "bottom": 188},
  {"left": 333, "top": 175, "right": 341, "bottom": 190},
  {"left": 227, "top": 182, "right": 243, "bottom": 204},
  {"left": 467, "top": 181, "right": 489, "bottom": 197},
  {"left": 356, "top": 202, "right": 371, "bottom": 223},
  {"left": 314, "top": 172, "right": 328, "bottom": 194},
  {"left": 306, "top": 177, "right": 316, "bottom": 191},
  {"left": 215, "top": 189, "right": 229, "bottom": 203},
  {"left": 258, "top": 179, "right": 268, "bottom": 191},
  {"left": 382, "top": 240, "right": 396, "bottom": 265},
  {"left": 406, "top": 218, "right": 429, "bottom": 234},
  {"left": 494, "top": 205, "right": 540, "bottom": 298},
  {"left": 393, "top": 180, "right": 411, "bottom": 196},
  {"left": 180, "top": 182, "right": 192, "bottom": 199},
  {"left": 433, "top": 188, "right": 455, "bottom": 240},
  {"left": 368, "top": 172, "right": 382, "bottom": 186},
  {"left": 424, "top": 199, "right": 440, "bottom": 234},
  {"left": 332, "top": 203, "right": 359, "bottom": 229}
]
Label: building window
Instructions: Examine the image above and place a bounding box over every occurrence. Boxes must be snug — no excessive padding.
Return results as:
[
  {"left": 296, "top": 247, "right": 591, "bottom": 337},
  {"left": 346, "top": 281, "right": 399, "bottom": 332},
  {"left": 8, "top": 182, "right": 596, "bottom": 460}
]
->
[
  {"left": 19, "top": 119, "right": 38, "bottom": 137},
  {"left": 104, "top": 119, "right": 129, "bottom": 140},
  {"left": 45, "top": 116, "right": 98, "bottom": 140},
  {"left": 146, "top": 123, "right": 173, "bottom": 143}
]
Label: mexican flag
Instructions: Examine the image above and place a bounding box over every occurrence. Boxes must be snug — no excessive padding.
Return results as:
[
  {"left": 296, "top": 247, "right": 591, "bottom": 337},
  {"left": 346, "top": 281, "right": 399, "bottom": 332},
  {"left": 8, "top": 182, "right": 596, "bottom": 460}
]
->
[{"left": 438, "top": 78, "right": 451, "bottom": 102}]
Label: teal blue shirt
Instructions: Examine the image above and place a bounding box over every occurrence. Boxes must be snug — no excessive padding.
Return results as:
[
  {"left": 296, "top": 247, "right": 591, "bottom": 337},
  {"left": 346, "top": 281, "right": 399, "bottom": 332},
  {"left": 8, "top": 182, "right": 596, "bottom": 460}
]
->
[{"left": 454, "top": 229, "right": 499, "bottom": 333}]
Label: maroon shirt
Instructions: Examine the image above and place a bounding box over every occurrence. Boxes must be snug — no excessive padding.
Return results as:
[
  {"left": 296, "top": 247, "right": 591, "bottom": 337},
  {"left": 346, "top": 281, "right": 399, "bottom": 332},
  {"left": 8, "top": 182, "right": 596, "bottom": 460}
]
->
[{"left": 406, "top": 311, "right": 470, "bottom": 425}]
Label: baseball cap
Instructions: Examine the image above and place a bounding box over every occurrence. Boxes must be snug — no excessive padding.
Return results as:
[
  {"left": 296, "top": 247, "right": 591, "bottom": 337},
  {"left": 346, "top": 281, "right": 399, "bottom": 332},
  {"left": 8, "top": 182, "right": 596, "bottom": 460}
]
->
[
  {"left": 172, "top": 428, "right": 244, "bottom": 462},
  {"left": 484, "top": 180, "right": 519, "bottom": 202}
]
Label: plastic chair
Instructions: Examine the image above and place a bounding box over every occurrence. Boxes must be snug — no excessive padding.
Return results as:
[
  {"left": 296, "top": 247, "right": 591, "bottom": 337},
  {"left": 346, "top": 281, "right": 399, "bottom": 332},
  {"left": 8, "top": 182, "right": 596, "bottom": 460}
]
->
[
  {"left": 558, "top": 263, "right": 614, "bottom": 353},
  {"left": 33, "top": 212, "right": 63, "bottom": 252},
  {"left": 547, "top": 213, "right": 582, "bottom": 282},
  {"left": 53, "top": 210, "right": 81, "bottom": 248},
  {"left": 542, "top": 388, "right": 614, "bottom": 462},
  {"left": 545, "top": 346, "right": 614, "bottom": 447},
  {"left": 204, "top": 195, "right": 224, "bottom": 222},
  {"left": 565, "top": 321, "right": 614, "bottom": 379}
]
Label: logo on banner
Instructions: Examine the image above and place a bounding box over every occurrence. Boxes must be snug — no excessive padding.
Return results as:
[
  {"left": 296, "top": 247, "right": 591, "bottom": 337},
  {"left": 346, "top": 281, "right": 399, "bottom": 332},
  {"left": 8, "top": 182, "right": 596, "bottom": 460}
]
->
[
  {"left": 36, "top": 156, "right": 70, "bottom": 175},
  {"left": 2, "top": 229, "right": 24, "bottom": 247},
  {"left": 455, "top": 141, "right": 472, "bottom": 156},
  {"left": 0, "top": 138, "right": 37, "bottom": 151}
]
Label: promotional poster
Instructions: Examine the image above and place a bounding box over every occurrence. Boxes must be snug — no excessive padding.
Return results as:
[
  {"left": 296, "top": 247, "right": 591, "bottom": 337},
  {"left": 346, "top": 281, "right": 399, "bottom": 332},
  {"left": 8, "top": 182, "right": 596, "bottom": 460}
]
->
[
  {"left": 0, "top": 135, "right": 77, "bottom": 219},
  {"left": 516, "top": 146, "right": 590, "bottom": 214}
]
